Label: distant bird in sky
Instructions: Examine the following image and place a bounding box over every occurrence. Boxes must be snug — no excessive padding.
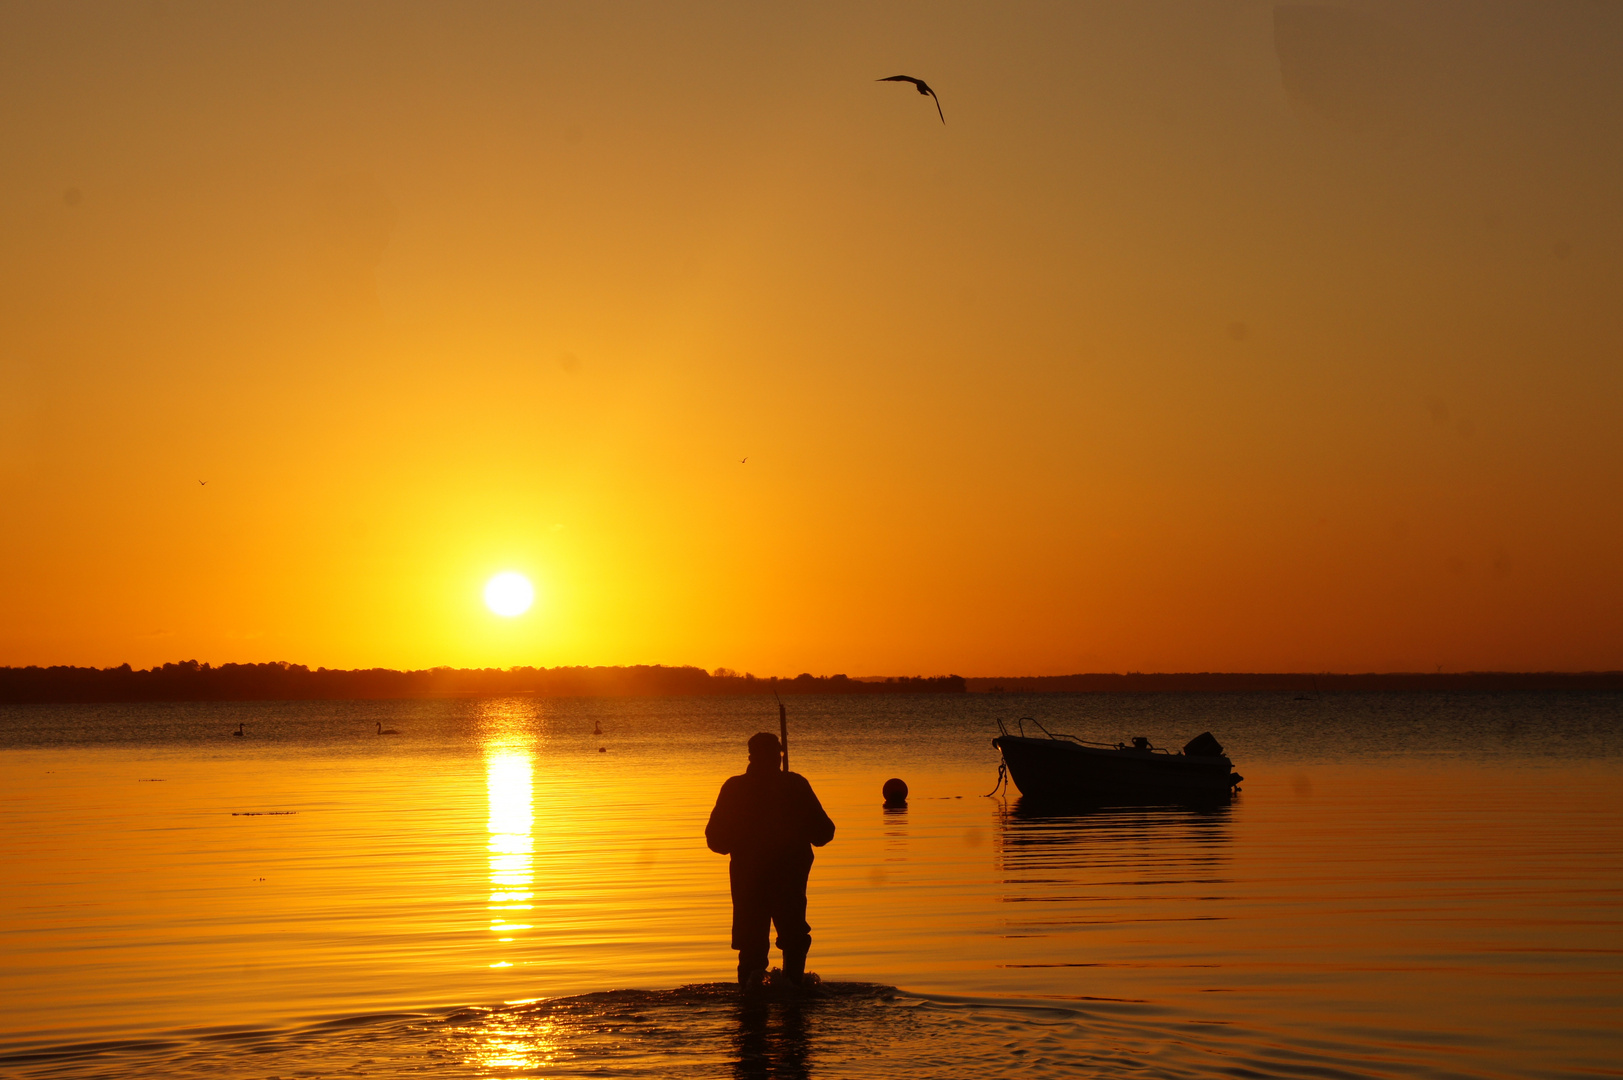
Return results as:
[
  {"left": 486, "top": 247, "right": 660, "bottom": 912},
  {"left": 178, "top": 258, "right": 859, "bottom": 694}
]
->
[
  {"left": 198, "top": 480, "right": 207, "bottom": 486},
  {"left": 877, "top": 75, "right": 944, "bottom": 124},
  {"left": 741, "top": 457, "right": 748, "bottom": 464}
]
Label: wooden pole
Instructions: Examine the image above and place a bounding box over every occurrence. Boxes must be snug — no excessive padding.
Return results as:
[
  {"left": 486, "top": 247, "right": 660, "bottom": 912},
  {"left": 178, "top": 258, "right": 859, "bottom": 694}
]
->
[{"left": 775, "top": 692, "right": 789, "bottom": 773}]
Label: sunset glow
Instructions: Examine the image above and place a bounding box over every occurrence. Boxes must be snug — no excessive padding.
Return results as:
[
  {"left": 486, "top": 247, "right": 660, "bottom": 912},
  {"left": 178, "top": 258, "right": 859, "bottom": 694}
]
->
[
  {"left": 4, "top": 8, "right": 1619, "bottom": 1079},
  {"left": 0, "top": 3, "right": 1617, "bottom": 676}
]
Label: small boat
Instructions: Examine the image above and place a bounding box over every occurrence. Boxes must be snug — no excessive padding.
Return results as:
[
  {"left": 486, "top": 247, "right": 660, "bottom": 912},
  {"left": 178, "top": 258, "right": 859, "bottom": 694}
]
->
[{"left": 991, "top": 719, "right": 1242, "bottom": 804}]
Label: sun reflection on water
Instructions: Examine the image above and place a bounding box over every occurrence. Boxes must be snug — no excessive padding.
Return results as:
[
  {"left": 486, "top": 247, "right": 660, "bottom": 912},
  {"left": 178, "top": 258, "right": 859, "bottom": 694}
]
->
[
  {"left": 484, "top": 720, "right": 535, "bottom": 969},
  {"left": 470, "top": 1020, "right": 559, "bottom": 1072},
  {"left": 478, "top": 704, "right": 546, "bottom": 1070}
]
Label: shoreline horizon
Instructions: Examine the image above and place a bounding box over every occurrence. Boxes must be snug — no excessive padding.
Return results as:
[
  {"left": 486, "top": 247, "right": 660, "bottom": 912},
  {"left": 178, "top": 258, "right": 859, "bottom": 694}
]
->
[{"left": 3, "top": 661, "right": 1621, "bottom": 704}]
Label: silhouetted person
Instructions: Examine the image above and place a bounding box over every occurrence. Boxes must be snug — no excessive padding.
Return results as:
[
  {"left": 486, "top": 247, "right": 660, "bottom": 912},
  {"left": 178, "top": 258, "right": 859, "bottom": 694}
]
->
[{"left": 706, "top": 732, "right": 835, "bottom": 993}]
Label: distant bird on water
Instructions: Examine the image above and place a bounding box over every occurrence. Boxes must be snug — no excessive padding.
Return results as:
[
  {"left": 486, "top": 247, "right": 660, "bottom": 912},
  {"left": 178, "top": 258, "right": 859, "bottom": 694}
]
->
[
  {"left": 233, "top": 722, "right": 244, "bottom": 737},
  {"left": 376, "top": 721, "right": 399, "bottom": 736},
  {"left": 877, "top": 75, "right": 944, "bottom": 124}
]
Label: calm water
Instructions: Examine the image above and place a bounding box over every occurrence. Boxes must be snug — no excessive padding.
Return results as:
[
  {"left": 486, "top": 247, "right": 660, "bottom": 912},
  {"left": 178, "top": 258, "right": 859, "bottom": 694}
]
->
[{"left": 1, "top": 693, "right": 1619, "bottom": 1078}]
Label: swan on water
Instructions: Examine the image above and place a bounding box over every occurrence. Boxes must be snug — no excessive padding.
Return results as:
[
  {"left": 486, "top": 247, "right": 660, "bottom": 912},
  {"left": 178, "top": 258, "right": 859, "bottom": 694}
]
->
[
  {"left": 376, "top": 722, "right": 399, "bottom": 735},
  {"left": 233, "top": 723, "right": 244, "bottom": 737}
]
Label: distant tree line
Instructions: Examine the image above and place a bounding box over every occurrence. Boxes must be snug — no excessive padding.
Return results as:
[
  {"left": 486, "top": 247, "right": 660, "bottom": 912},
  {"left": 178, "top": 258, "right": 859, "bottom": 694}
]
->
[
  {"left": 5, "top": 663, "right": 1614, "bottom": 704},
  {"left": 0, "top": 661, "right": 968, "bottom": 704},
  {"left": 964, "top": 672, "right": 1623, "bottom": 693}
]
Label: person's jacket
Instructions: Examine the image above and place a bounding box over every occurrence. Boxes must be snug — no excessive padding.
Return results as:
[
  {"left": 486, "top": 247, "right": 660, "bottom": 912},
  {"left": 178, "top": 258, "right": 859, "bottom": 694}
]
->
[{"left": 705, "top": 762, "right": 836, "bottom": 861}]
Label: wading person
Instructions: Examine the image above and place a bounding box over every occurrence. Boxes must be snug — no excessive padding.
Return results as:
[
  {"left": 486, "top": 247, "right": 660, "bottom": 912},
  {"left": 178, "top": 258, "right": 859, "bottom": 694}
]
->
[{"left": 705, "top": 731, "right": 836, "bottom": 995}]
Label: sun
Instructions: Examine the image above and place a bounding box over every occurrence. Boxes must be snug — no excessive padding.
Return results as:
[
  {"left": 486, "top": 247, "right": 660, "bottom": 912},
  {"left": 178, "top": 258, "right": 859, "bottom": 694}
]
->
[{"left": 483, "top": 572, "right": 534, "bottom": 617}]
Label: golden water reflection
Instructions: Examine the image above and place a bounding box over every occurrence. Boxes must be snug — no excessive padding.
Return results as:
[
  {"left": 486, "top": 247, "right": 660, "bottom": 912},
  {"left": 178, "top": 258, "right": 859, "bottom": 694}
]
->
[
  {"left": 479, "top": 707, "right": 542, "bottom": 1072},
  {"left": 485, "top": 735, "right": 535, "bottom": 965},
  {"left": 466, "top": 1018, "right": 559, "bottom": 1074}
]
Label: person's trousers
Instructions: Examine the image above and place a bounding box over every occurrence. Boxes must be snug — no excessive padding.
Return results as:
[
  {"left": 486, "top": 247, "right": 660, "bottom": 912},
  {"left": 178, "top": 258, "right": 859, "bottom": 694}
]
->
[{"left": 730, "top": 852, "right": 813, "bottom": 981}]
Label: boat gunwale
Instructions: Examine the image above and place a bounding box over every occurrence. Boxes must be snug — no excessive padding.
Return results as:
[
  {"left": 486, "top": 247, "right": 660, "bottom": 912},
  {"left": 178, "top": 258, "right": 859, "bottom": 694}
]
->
[{"left": 992, "top": 733, "right": 1233, "bottom": 771}]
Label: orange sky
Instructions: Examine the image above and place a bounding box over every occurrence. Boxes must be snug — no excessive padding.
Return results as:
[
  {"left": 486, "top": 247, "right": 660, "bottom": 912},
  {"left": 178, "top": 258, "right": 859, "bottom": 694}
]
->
[{"left": 2, "top": 2, "right": 1620, "bottom": 675}]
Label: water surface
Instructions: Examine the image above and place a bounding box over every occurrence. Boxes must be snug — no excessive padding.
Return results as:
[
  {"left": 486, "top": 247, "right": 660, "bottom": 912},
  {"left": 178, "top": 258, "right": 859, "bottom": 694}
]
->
[{"left": 2, "top": 693, "right": 1619, "bottom": 1077}]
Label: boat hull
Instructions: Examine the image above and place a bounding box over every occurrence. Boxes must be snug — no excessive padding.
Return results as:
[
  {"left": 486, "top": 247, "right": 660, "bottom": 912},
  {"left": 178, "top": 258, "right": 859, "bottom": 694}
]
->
[{"left": 993, "top": 735, "right": 1239, "bottom": 805}]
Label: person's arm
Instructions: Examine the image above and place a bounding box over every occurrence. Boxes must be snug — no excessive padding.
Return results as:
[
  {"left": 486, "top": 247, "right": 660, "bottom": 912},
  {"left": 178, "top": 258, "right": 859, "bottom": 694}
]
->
[
  {"left": 705, "top": 778, "right": 739, "bottom": 854},
  {"left": 796, "top": 775, "right": 836, "bottom": 847}
]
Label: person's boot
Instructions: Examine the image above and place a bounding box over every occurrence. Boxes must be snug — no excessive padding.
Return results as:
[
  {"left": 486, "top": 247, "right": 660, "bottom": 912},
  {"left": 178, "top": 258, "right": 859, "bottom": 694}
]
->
[
  {"left": 780, "top": 955, "right": 824, "bottom": 998},
  {"left": 739, "top": 967, "right": 768, "bottom": 999}
]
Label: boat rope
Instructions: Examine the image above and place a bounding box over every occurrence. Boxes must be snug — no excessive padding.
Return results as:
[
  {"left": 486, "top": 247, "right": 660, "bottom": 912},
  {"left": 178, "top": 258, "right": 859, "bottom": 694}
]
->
[{"left": 983, "top": 758, "right": 1008, "bottom": 798}]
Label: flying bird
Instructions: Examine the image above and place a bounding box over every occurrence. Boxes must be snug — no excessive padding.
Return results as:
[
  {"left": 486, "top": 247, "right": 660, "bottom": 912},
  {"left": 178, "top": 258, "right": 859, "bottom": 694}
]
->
[
  {"left": 741, "top": 457, "right": 748, "bottom": 464},
  {"left": 877, "top": 75, "right": 944, "bottom": 124},
  {"left": 198, "top": 480, "right": 207, "bottom": 486}
]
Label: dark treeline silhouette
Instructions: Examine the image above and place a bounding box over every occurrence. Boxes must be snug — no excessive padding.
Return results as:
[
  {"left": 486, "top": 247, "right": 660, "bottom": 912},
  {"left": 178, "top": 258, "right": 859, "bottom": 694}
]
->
[
  {"left": 0, "top": 662, "right": 967, "bottom": 704},
  {"left": 965, "top": 672, "right": 1623, "bottom": 693},
  {"left": 4, "top": 664, "right": 1618, "bottom": 704}
]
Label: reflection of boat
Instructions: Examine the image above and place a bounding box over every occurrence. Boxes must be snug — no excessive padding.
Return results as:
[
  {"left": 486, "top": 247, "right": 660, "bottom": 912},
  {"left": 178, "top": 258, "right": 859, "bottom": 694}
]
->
[
  {"left": 999, "top": 799, "right": 1232, "bottom": 873},
  {"left": 995, "top": 799, "right": 1233, "bottom": 948},
  {"left": 992, "top": 720, "right": 1242, "bottom": 805}
]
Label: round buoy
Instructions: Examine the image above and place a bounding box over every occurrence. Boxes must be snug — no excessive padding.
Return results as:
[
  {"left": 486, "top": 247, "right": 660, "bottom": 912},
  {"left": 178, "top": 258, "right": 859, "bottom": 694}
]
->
[{"left": 882, "top": 777, "right": 908, "bottom": 806}]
